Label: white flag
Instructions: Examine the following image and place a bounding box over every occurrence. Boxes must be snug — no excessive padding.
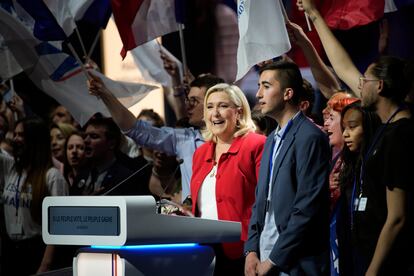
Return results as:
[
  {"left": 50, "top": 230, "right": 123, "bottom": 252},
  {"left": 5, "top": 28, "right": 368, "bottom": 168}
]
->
[
  {"left": 130, "top": 39, "right": 183, "bottom": 87},
  {"left": 0, "top": 5, "right": 157, "bottom": 126},
  {"left": 0, "top": 34, "right": 23, "bottom": 80},
  {"left": 236, "top": 0, "right": 291, "bottom": 81}
]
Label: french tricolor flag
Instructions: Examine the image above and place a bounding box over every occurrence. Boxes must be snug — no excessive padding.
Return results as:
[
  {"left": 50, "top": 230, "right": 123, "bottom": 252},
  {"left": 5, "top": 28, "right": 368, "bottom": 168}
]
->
[{"left": 111, "top": 0, "right": 182, "bottom": 59}]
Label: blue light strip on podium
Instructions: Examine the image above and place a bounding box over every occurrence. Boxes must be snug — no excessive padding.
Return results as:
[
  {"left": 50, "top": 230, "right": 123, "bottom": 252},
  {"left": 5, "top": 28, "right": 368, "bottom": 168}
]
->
[{"left": 91, "top": 243, "right": 198, "bottom": 250}]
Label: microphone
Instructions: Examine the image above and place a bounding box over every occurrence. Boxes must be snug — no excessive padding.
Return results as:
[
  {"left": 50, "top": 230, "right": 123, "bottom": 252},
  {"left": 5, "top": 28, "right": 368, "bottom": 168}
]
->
[{"left": 103, "top": 160, "right": 153, "bottom": 195}]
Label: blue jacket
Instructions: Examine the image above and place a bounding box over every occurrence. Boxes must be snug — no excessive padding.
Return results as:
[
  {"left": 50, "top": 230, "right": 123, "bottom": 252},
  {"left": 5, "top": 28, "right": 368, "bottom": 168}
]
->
[{"left": 245, "top": 112, "right": 331, "bottom": 275}]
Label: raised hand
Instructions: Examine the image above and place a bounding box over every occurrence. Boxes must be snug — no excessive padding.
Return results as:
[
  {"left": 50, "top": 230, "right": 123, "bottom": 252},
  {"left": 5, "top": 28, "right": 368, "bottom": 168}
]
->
[
  {"left": 9, "top": 94, "right": 24, "bottom": 115},
  {"left": 286, "top": 21, "right": 309, "bottom": 47},
  {"left": 160, "top": 50, "right": 181, "bottom": 86},
  {"left": 87, "top": 72, "right": 110, "bottom": 98}
]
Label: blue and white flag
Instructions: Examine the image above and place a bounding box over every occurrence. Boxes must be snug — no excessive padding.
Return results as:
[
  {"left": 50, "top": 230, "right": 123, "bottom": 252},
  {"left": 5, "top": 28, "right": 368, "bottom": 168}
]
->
[
  {"left": 0, "top": 5, "right": 157, "bottom": 126},
  {"left": 236, "top": 0, "right": 291, "bottom": 81},
  {"left": 14, "top": 0, "right": 67, "bottom": 41},
  {"left": 44, "top": 0, "right": 112, "bottom": 36}
]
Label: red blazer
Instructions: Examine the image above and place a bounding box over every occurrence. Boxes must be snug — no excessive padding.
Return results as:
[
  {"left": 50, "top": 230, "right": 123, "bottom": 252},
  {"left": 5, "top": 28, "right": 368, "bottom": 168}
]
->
[{"left": 191, "top": 132, "right": 266, "bottom": 259}]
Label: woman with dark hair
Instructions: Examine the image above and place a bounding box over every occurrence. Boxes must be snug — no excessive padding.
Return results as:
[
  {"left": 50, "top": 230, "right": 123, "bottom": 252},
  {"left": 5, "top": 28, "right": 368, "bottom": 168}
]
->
[
  {"left": 337, "top": 101, "right": 381, "bottom": 275},
  {"left": 298, "top": 0, "right": 414, "bottom": 274},
  {"left": 0, "top": 117, "right": 69, "bottom": 275}
]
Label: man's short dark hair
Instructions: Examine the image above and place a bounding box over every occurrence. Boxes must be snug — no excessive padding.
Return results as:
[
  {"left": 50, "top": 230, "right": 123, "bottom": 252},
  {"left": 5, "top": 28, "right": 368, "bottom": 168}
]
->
[
  {"left": 84, "top": 117, "right": 122, "bottom": 150},
  {"left": 190, "top": 73, "right": 225, "bottom": 91},
  {"left": 259, "top": 61, "right": 304, "bottom": 106}
]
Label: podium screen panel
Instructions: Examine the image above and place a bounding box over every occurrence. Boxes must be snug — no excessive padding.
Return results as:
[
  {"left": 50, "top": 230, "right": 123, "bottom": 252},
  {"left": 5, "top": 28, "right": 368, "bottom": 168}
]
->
[{"left": 48, "top": 206, "right": 120, "bottom": 236}]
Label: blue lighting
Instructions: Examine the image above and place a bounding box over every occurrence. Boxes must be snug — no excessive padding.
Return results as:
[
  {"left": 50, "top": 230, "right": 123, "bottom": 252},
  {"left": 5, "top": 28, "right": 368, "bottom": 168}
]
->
[{"left": 91, "top": 243, "right": 198, "bottom": 250}]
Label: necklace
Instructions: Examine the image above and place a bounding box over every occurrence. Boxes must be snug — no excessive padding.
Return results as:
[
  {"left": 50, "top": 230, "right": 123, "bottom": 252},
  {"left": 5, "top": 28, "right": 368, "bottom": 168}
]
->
[{"left": 209, "top": 164, "right": 217, "bottom": 178}]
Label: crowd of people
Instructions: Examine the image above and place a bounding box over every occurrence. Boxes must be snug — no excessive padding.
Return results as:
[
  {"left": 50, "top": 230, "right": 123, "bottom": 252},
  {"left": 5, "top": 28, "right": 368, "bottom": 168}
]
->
[{"left": 0, "top": 0, "right": 413, "bottom": 275}]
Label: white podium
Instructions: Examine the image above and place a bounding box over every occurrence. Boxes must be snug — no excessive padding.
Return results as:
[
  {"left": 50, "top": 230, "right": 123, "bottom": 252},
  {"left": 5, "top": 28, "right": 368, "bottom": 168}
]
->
[{"left": 42, "top": 196, "right": 241, "bottom": 276}]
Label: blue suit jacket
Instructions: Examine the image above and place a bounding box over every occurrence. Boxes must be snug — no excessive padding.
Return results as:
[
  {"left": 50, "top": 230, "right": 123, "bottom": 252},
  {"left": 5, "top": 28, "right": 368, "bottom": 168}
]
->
[{"left": 245, "top": 112, "right": 331, "bottom": 275}]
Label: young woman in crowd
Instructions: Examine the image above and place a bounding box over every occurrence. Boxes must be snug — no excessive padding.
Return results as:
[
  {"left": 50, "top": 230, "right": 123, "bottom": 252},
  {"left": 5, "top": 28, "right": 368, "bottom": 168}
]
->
[
  {"left": 190, "top": 83, "right": 266, "bottom": 275},
  {"left": 336, "top": 101, "right": 381, "bottom": 275},
  {"left": 50, "top": 122, "right": 76, "bottom": 164},
  {"left": 63, "top": 131, "right": 86, "bottom": 186},
  {"left": 0, "top": 117, "right": 69, "bottom": 275}
]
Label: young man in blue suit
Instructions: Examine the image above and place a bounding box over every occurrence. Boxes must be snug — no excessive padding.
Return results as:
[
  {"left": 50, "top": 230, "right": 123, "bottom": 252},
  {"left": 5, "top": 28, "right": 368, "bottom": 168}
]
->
[{"left": 245, "top": 61, "right": 331, "bottom": 276}]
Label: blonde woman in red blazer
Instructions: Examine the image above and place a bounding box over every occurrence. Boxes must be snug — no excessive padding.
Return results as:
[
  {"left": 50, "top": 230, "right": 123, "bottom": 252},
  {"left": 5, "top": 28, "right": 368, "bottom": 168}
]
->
[{"left": 190, "top": 83, "right": 266, "bottom": 275}]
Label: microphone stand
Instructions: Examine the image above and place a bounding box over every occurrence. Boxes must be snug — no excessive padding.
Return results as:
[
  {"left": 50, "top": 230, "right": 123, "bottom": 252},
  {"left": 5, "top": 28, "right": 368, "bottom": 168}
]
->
[{"left": 103, "top": 160, "right": 153, "bottom": 195}]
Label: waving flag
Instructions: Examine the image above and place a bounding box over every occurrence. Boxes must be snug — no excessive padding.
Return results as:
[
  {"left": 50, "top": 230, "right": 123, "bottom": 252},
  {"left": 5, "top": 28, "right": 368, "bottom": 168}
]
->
[
  {"left": 236, "top": 0, "right": 291, "bottom": 81},
  {"left": 0, "top": 5, "right": 157, "bottom": 126},
  {"left": 111, "top": 0, "right": 181, "bottom": 58},
  {"left": 131, "top": 39, "right": 183, "bottom": 87},
  {"left": 15, "top": 0, "right": 67, "bottom": 41},
  {"left": 323, "top": 0, "right": 385, "bottom": 30},
  {"left": 43, "top": 0, "right": 95, "bottom": 36},
  {"left": 44, "top": 0, "right": 112, "bottom": 36},
  {"left": 0, "top": 34, "right": 23, "bottom": 80},
  {"left": 79, "top": 0, "right": 112, "bottom": 29}
]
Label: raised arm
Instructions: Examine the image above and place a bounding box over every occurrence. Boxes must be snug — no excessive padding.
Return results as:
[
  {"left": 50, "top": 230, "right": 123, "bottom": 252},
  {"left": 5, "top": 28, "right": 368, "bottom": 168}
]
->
[
  {"left": 286, "top": 21, "right": 342, "bottom": 99},
  {"left": 87, "top": 72, "right": 137, "bottom": 131},
  {"left": 297, "top": 0, "right": 362, "bottom": 96},
  {"left": 160, "top": 50, "right": 188, "bottom": 121}
]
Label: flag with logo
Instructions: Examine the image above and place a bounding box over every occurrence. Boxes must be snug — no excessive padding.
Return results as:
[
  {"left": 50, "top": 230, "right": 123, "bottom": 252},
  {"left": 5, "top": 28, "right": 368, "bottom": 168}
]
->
[{"left": 236, "top": 0, "right": 291, "bottom": 81}]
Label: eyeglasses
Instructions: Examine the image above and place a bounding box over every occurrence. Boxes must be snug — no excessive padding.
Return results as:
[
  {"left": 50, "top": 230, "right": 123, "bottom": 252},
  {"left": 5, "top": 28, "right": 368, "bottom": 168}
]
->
[
  {"left": 359, "top": 76, "right": 379, "bottom": 87},
  {"left": 184, "top": 97, "right": 201, "bottom": 107}
]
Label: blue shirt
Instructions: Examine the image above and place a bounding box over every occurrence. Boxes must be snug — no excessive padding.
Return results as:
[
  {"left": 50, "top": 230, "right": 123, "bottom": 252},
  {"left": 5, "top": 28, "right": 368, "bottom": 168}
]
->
[
  {"left": 260, "top": 112, "right": 299, "bottom": 265},
  {"left": 126, "top": 120, "right": 204, "bottom": 201}
]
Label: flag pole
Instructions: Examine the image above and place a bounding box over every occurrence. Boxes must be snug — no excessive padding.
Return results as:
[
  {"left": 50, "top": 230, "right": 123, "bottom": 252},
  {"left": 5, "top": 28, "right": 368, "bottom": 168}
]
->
[
  {"left": 67, "top": 43, "right": 91, "bottom": 81},
  {"left": 178, "top": 23, "right": 188, "bottom": 81},
  {"left": 9, "top": 78, "right": 18, "bottom": 121},
  {"left": 75, "top": 28, "right": 88, "bottom": 59},
  {"left": 304, "top": 13, "right": 312, "bottom": 31},
  {"left": 87, "top": 30, "right": 101, "bottom": 61},
  {"left": 9, "top": 78, "right": 14, "bottom": 97},
  {"left": 4, "top": 48, "right": 14, "bottom": 98},
  {"left": 279, "top": 0, "right": 289, "bottom": 22}
]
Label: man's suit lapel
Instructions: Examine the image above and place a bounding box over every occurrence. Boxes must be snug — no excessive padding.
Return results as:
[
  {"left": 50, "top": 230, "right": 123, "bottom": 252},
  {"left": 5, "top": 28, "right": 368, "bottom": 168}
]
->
[{"left": 270, "top": 113, "right": 305, "bottom": 186}]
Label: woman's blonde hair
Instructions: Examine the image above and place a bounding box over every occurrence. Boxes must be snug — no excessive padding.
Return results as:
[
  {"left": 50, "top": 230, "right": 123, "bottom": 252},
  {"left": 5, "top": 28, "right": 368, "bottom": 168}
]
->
[
  {"left": 50, "top": 122, "right": 76, "bottom": 138},
  {"left": 202, "top": 83, "right": 256, "bottom": 141}
]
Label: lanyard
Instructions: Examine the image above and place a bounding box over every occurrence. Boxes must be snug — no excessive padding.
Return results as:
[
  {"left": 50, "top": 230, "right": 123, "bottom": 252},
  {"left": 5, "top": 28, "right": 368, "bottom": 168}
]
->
[
  {"left": 15, "top": 174, "right": 22, "bottom": 216},
  {"left": 351, "top": 106, "right": 404, "bottom": 225},
  {"left": 269, "top": 119, "right": 293, "bottom": 173},
  {"left": 266, "top": 119, "right": 294, "bottom": 210}
]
